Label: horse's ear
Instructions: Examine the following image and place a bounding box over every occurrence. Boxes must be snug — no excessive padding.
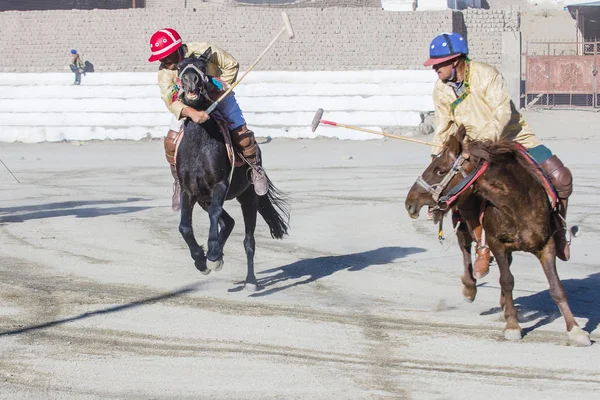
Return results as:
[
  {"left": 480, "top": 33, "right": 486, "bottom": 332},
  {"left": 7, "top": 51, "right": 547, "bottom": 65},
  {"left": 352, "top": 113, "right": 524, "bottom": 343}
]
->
[
  {"left": 455, "top": 124, "right": 467, "bottom": 144},
  {"left": 445, "top": 134, "right": 461, "bottom": 157},
  {"left": 456, "top": 124, "right": 476, "bottom": 157},
  {"left": 200, "top": 47, "right": 212, "bottom": 62}
]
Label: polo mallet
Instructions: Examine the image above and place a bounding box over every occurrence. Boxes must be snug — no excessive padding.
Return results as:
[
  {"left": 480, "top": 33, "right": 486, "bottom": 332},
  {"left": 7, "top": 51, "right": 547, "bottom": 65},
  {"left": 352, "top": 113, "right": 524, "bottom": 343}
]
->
[
  {"left": 0, "top": 158, "right": 20, "bottom": 183},
  {"left": 311, "top": 108, "right": 444, "bottom": 148},
  {"left": 205, "top": 11, "right": 294, "bottom": 114}
]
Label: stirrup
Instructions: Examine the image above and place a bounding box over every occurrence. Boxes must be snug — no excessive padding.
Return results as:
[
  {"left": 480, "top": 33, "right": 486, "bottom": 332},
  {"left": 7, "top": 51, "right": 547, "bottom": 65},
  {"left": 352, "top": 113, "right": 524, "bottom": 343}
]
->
[{"left": 556, "top": 212, "right": 572, "bottom": 245}]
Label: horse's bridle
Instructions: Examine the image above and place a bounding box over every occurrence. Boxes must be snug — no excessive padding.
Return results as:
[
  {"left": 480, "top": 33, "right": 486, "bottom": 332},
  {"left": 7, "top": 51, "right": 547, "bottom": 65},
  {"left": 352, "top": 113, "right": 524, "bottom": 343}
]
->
[
  {"left": 178, "top": 63, "right": 212, "bottom": 103},
  {"left": 179, "top": 63, "right": 208, "bottom": 82},
  {"left": 415, "top": 151, "right": 489, "bottom": 212},
  {"left": 416, "top": 152, "right": 467, "bottom": 203}
]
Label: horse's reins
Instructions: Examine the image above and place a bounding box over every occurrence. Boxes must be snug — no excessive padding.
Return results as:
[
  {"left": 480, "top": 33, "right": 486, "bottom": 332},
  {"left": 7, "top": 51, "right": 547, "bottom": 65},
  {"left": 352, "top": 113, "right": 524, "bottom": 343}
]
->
[
  {"left": 177, "top": 62, "right": 239, "bottom": 194},
  {"left": 179, "top": 63, "right": 268, "bottom": 197},
  {"left": 416, "top": 151, "right": 488, "bottom": 212},
  {"left": 416, "top": 152, "right": 466, "bottom": 205},
  {"left": 415, "top": 150, "right": 489, "bottom": 246}
]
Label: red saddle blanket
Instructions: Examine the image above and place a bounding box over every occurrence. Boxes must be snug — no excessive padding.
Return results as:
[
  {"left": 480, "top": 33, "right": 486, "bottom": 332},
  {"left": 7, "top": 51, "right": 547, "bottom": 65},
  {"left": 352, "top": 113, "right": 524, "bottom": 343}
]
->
[
  {"left": 452, "top": 143, "right": 559, "bottom": 227},
  {"left": 514, "top": 143, "right": 558, "bottom": 209}
]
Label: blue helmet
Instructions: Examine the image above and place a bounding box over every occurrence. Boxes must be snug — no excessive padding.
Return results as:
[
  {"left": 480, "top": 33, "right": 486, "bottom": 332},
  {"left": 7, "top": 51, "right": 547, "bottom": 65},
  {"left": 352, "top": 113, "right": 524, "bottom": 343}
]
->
[
  {"left": 70, "top": 49, "right": 77, "bottom": 55},
  {"left": 424, "top": 33, "right": 468, "bottom": 67}
]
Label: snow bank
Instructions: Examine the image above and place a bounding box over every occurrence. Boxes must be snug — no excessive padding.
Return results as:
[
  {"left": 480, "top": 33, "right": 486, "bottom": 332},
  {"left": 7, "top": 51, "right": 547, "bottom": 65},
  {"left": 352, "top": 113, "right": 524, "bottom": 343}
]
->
[{"left": 0, "top": 71, "right": 437, "bottom": 143}]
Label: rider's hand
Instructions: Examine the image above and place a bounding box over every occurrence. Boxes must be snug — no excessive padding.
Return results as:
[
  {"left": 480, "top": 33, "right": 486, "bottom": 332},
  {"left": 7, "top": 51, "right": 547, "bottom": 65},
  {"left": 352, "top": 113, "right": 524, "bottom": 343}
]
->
[
  {"left": 190, "top": 109, "right": 210, "bottom": 124},
  {"left": 183, "top": 107, "right": 210, "bottom": 124}
]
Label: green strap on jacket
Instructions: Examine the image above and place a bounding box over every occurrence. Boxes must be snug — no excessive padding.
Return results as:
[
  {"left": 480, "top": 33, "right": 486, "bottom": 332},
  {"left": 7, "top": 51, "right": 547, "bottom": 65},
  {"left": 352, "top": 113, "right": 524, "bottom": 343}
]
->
[{"left": 450, "top": 59, "right": 471, "bottom": 116}]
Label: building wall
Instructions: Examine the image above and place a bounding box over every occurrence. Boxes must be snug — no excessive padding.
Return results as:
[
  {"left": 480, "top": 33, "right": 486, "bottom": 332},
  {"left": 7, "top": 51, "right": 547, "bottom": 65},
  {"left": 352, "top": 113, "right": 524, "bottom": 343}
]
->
[
  {"left": 143, "top": 0, "right": 383, "bottom": 8},
  {"left": 0, "top": 6, "right": 518, "bottom": 73},
  {"left": 462, "top": 9, "right": 520, "bottom": 67}
]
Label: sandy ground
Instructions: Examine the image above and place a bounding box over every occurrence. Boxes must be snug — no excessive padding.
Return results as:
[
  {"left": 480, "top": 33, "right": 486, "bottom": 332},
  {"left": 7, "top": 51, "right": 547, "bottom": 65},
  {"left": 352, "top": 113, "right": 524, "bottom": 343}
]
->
[{"left": 0, "top": 109, "right": 599, "bottom": 399}]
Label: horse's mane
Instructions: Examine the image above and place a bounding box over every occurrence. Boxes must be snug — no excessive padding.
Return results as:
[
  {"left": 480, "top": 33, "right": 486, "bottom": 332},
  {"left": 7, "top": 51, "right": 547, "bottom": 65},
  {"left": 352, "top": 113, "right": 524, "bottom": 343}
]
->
[
  {"left": 466, "top": 138, "right": 543, "bottom": 185},
  {"left": 178, "top": 56, "right": 201, "bottom": 71},
  {"left": 466, "top": 138, "right": 515, "bottom": 162}
]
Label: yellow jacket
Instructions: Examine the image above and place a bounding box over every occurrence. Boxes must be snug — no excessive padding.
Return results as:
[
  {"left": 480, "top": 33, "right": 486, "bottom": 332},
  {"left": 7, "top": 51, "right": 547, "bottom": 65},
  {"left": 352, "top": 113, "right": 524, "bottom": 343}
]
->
[
  {"left": 157, "top": 42, "right": 239, "bottom": 119},
  {"left": 431, "top": 61, "right": 541, "bottom": 155}
]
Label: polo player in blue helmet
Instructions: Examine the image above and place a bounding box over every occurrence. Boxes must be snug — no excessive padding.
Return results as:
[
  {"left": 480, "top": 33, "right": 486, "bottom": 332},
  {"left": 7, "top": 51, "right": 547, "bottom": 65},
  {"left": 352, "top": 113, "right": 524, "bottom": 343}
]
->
[{"left": 424, "top": 32, "right": 573, "bottom": 279}]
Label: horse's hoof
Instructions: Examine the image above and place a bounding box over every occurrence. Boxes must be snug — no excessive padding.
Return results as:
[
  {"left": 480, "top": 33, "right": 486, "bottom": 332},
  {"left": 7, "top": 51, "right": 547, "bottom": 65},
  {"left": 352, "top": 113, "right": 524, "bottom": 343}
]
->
[
  {"left": 244, "top": 282, "right": 259, "bottom": 292},
  {"left": 462, "top": 286, "right": 477, "bottom": 303},
  {"left": 503, "top": 328, "right": 522, "bottom": 340},
  {"left": 195, "top": 261, "right": 211, "bottom": 275},
  {"left": 207, "top": 258, "right": 224, "bottom": 271},
  {"left": 568, "top": 326, "right": 591, "bottom": 346}
]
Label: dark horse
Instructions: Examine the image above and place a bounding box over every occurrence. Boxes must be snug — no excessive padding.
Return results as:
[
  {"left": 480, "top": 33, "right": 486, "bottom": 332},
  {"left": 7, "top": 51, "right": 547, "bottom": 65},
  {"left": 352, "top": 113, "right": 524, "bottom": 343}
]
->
[
  {"left": 405, "top": 126, "right": 591, "bottom": 346},
  {"left": 174, "top": 48, "right": 290, "bottom": 291}
]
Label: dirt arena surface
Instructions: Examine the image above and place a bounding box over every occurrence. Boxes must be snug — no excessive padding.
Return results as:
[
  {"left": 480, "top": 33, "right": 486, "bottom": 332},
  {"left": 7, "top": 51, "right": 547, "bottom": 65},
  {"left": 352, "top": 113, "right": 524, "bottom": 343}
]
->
[{"left": 0, "top": 109, "right": 599, "bottom": 399}]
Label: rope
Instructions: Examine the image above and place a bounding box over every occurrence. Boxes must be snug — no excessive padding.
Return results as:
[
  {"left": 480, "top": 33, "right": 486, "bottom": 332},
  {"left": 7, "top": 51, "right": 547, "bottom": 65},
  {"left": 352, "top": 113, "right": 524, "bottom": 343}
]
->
[{"left": 438, "top": 217, "right": 462, "bottom": 252}]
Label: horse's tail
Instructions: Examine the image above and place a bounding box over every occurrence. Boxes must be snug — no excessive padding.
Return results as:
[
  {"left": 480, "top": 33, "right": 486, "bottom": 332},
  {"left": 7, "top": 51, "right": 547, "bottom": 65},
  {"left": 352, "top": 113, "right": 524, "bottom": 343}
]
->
[{"left": 258, "top": 177, "right": 290, "bottom": 239}]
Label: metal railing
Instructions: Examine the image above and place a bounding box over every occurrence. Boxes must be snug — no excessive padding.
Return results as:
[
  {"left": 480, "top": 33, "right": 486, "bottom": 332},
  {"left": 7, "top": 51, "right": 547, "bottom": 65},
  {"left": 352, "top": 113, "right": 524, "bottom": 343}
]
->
[
  {"left": 0, "top": 0, "right": 141, "bottom": 11},
  {"left": 525, "top": 41, "right": 599, "bottom": 108}
]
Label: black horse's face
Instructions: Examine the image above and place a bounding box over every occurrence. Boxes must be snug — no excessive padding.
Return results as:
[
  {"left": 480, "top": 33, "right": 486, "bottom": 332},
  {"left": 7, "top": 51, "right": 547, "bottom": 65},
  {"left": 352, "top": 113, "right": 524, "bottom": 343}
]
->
[{"left": 177, "top": 47, "right": 212, "bottom": 107}]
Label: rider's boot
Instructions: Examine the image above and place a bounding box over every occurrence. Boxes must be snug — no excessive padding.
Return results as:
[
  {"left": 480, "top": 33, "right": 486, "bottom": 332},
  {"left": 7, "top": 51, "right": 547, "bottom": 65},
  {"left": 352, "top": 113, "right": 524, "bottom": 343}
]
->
[
  {"left": 540, "top": 155, "right": 573, "bottom": 261},
  {"left": 232, "top": 124, "right": 268, "bottom": 196}
]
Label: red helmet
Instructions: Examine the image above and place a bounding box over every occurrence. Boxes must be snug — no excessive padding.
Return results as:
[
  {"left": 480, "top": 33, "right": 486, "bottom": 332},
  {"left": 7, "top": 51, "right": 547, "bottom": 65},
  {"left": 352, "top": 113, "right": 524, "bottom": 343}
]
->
[{"left": 148, "top": 28, "right": 182, "bottom": 62}]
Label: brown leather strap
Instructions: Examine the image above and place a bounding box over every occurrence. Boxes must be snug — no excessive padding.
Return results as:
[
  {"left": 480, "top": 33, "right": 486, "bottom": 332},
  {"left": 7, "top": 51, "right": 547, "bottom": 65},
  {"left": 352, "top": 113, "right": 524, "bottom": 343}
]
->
[
  {"left": 242, "top": 143, "right": 259, "bottom": 160},
  {"left": 164, "top": 128, "right": 184, "bottom": 165},
  {"left": 164, "top": 129, "right": 179, "bottom": 165},
  {"left": 231, "top": 125, "right": 259, "bottom": 160}
]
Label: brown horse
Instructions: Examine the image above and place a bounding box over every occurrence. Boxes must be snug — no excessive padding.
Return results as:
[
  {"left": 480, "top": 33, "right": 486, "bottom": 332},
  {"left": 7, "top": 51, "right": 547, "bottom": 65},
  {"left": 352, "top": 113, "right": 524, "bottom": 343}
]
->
[{"left": 405, "top": 126, "right": 591, "bottom": 346}]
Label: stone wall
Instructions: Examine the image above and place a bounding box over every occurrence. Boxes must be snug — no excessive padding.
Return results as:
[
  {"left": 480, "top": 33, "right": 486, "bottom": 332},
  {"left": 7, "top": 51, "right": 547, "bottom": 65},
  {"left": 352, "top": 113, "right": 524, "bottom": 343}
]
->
[
  {"left": 484, "top": 0, "right": 529, "bottom": 10},
  {"left": 144, "top": 0, "right": 383, "bottom": 8},
  {"left": 0, "top": 6, "right": 518, "bottom": 73},
  {"left": 461, "top": 9, "right": 520, "bottom": 67}
]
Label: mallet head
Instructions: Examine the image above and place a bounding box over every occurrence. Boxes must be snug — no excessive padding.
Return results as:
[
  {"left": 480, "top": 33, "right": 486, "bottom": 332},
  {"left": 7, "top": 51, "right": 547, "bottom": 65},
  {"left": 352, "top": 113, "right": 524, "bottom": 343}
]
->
[
  {"left": 311, "top": 108, "right": 324, "bottom": 132},
  {"left": 281, "top": 11, "right": 295, "bottom": 39}
]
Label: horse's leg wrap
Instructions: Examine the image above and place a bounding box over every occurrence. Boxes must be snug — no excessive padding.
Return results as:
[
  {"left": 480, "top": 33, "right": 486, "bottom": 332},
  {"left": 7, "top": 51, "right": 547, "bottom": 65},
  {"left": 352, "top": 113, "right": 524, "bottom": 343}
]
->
[
  {"left": 164, "top": 129, "right": 180, "bottom": 166},
  {"left": 459, "top": 197, "right": 490, "bottom": 280},
  {"left": 468, "top": 222, "right": 491, "bottom": 280},
  {"left": 540, "top": 155, "right": 572, "bottom": 261},
  {"left": 231, "top": 124, "right": 268, "bottom": 196}
]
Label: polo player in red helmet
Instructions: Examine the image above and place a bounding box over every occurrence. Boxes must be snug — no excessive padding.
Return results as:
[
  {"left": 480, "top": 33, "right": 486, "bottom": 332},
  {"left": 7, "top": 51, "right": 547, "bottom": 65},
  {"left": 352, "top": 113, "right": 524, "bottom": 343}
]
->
[{"left": 148, "top": 28, "right": 268, "bottom": 211}]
